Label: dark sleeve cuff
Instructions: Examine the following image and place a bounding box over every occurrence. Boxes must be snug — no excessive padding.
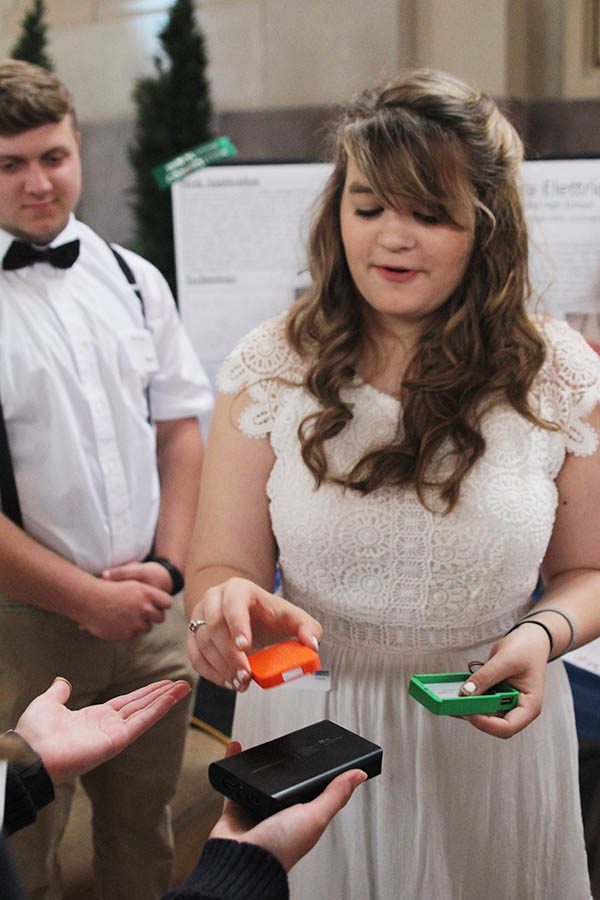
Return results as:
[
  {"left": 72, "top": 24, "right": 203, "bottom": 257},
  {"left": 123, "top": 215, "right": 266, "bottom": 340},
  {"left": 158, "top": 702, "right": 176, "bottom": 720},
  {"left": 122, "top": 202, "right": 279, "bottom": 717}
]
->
[
  {"left": 3, "top": 739, "right": 54, "bottom": 836},
  {"left": 162, "top": 838, "right": 289, "bottom": 900}
]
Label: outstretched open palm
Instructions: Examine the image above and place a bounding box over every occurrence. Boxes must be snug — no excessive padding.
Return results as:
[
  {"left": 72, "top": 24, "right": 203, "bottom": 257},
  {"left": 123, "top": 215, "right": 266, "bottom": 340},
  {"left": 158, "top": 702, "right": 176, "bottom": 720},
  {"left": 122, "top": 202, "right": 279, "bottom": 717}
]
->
[{"left": 15, "top": 677, "right": 191, "bottom": 784}]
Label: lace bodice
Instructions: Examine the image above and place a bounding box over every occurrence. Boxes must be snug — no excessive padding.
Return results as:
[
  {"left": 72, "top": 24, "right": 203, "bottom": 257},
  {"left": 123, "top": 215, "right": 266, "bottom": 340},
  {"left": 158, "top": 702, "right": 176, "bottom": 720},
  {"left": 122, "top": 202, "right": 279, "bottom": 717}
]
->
[{"left": 218, "top": 315, "right": 600, "bottom": 653}]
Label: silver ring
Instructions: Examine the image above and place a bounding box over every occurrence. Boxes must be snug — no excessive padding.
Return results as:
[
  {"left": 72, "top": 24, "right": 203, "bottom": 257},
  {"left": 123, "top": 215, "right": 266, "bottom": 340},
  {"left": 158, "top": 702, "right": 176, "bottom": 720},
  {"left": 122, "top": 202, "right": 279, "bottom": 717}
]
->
[
  {"left": 188, "top": 619, "right": 206, "bottom": 635},
  {"left": 467, "top": 660, "right": 484, "bottom": 674}
]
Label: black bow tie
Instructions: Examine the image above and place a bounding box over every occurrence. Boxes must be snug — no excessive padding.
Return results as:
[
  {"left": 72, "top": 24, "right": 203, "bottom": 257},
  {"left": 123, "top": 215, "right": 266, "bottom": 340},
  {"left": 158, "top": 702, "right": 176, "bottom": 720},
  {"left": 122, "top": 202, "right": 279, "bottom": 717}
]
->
[{"left": 2, "top": 239, "right": 80, "bottom": 271}]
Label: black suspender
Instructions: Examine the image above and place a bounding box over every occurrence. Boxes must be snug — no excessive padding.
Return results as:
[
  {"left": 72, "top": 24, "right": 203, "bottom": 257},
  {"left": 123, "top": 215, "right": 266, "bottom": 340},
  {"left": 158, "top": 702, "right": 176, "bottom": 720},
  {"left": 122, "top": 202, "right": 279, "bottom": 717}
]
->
[
  {"left": 0, "top": 395, "right": 23, "bottom": 527},
  {"left": 0, "top": 244, "right": 150, "bottom": 528},
  {"left": 108, "top": 244, "right": 152, "bottom": 423},
  {"left": 108, "top": 244, "right": 147, "bottom": 319}
]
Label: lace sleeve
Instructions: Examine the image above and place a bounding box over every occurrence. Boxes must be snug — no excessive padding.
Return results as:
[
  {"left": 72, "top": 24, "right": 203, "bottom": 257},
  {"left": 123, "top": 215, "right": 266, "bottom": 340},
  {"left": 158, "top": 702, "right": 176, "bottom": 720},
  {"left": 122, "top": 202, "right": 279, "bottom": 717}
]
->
[
  {"left": 536, "top": 317, "right": 600, "bottom": 456},
  {"left": 217, "top": 315, "right": 305, "bottom": 438}
]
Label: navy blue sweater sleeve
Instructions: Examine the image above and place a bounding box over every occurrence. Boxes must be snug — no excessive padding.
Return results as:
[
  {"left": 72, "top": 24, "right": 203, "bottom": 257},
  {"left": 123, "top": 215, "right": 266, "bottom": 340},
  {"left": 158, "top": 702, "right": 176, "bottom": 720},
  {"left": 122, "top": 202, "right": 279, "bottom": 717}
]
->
[
  {"left": 4, "top": 760, "right": 54, "bottom": 836},
  {"left": 162, "top": 839, "right": 289, "bottom": 900},
  {"left": 0, "top": 833, "right": 25, "bottom": 900}
]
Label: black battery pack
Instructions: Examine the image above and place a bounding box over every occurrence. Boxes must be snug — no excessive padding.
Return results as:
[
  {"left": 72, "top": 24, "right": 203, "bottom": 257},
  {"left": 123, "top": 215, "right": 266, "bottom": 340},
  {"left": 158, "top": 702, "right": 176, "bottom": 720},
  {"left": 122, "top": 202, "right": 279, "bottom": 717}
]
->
[{"left": 208, "top": 719, "right": 383, "bottom": 820}]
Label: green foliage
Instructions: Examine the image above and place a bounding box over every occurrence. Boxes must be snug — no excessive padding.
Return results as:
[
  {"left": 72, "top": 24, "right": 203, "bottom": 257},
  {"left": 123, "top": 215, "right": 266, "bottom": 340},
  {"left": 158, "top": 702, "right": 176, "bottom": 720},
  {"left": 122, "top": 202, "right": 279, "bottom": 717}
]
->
[
  {"left": 129, "top": 0, "right": 213, "bottom": 297},
  {"left": 10, "top": 0, "right": 53, "bottom": 71}
]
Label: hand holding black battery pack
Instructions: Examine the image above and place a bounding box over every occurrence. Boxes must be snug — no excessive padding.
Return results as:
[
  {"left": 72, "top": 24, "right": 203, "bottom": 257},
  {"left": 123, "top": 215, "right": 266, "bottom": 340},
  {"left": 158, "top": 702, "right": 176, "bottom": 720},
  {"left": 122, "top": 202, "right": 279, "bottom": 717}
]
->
[{"left": 209, "top": 720, "right": 383, "bottom": 820}]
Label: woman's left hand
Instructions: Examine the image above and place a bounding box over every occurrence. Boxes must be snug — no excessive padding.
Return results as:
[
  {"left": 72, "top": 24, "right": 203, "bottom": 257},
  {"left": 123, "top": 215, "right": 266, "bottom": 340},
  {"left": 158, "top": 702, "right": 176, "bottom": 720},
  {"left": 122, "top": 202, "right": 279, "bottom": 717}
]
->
[{"left": 459, "top": 622, "right": 551, "bottom": 738}]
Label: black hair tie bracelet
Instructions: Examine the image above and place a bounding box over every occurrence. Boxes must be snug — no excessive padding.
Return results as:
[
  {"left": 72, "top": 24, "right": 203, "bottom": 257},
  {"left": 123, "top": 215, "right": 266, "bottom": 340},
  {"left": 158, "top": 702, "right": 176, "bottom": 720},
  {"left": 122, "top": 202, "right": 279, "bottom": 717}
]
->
[
  {"left": 505, "top": 619, "right": 554, "bottom": 660},
  {"left": 521, "top": 608, "right": 576, "bottom": 656}
]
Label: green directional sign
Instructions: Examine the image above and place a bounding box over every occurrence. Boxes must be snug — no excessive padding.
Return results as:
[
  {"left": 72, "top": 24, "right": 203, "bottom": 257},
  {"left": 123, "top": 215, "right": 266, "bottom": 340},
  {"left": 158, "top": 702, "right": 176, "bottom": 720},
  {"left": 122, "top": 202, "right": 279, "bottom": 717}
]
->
[{"left": 152, "top": 136, "right": 238, "bottom": 189}]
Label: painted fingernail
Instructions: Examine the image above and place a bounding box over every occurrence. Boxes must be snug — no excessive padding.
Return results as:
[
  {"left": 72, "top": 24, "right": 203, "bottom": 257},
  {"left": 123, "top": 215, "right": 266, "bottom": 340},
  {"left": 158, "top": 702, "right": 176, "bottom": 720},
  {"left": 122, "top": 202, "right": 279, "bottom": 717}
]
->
[
  {"left": 224, "top": 680, "right": 234, "bottom": 691},
  {"left": 237, "top": 669, "right": 249, "bottom": 683},
  {"left": 233, "top": 678, "right": 241, "bottom": 690},
  {"left": 461, "top": 681, "right": 477, "bottom": 695},
  {"left": 311, "top": 636, "right": 319, "bottom": 652},
  {"left": 235, "top": 634, "right": 248, "bottom": 649}
]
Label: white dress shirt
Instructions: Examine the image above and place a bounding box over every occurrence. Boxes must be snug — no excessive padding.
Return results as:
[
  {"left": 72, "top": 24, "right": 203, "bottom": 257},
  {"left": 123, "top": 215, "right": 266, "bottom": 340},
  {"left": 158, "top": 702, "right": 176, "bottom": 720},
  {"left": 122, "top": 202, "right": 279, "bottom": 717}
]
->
[{"left": 0, "top": 216, "right": 213, "bottom": 573}]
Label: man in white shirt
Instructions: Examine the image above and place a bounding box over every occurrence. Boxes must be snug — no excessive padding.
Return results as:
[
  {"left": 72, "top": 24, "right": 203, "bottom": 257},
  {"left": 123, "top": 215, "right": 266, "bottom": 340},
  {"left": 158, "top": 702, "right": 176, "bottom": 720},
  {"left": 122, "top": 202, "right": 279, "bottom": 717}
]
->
[{"left": 0, "top": 60, "right": 213, "bottom": 899}]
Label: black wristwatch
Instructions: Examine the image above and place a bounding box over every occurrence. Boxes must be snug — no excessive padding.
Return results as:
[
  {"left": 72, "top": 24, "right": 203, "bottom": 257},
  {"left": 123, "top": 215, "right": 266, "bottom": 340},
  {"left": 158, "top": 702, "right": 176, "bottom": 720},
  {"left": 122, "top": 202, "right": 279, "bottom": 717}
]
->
[{"left": 148, "top": 556, "right": 185, "bottom": 595}]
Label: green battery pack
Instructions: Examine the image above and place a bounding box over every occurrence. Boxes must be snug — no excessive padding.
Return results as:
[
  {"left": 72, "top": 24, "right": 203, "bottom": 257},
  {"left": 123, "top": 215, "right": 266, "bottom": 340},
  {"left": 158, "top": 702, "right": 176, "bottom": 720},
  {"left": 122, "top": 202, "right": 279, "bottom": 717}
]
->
[{"left": 408, "top": 672, "right": 519, "bottom": 716}]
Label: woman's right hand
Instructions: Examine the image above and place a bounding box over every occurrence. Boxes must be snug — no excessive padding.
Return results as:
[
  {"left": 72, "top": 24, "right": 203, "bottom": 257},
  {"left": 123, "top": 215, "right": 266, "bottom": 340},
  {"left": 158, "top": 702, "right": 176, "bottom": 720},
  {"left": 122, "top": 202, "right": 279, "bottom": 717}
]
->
[{"left": 186, "top": 577, "right": 322, "bottom": 691}]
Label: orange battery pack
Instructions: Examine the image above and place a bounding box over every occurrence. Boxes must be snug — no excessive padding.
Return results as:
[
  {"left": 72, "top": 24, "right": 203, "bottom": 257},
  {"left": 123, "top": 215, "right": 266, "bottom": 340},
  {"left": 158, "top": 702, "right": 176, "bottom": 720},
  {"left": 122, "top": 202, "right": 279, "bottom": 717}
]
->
[{"left": 248, "top": 640, "right": 321, "bottom": 689}]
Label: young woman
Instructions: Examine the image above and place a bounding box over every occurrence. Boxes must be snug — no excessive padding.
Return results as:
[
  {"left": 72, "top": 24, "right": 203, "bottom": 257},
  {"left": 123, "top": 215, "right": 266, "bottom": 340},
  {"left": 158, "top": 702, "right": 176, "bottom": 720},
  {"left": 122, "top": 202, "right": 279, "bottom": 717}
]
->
[{"left": 185, "top": 70, "right": 600, "bottom": 899}]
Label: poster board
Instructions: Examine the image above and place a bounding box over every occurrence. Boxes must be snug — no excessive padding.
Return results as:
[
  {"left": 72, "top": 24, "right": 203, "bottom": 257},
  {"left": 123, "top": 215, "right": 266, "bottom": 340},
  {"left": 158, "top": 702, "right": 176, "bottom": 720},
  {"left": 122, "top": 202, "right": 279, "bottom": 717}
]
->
[
  {"left": 172, "top": 162, "right": 331, "bottom": 414},
  {"left": 521, "top": 158, "right": 600, "bottom": 343}
]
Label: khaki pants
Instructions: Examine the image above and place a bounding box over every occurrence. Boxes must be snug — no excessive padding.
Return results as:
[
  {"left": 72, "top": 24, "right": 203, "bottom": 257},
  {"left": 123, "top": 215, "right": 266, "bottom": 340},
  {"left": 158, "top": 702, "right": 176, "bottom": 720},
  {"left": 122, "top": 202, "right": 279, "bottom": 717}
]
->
[{"left": 0, "top": 593, "right": 196, "bottom": 900}]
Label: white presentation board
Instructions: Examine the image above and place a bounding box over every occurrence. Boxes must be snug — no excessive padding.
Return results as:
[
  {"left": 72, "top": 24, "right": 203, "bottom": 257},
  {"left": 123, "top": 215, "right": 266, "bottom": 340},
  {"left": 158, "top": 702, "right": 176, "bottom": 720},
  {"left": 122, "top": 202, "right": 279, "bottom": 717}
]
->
[
  {"left": 522, "top": 158, "right": 600, "bottom": 342},
  {"left": 173, "top": 163, "right": 331, "bottom": 396}
]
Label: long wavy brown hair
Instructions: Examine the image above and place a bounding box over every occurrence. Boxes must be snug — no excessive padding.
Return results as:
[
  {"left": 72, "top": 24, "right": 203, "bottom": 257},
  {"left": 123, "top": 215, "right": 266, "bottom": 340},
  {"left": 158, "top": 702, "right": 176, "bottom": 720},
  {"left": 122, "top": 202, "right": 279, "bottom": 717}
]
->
[{"left": 286, "top": 69, "right": 550, "bottom": 512}]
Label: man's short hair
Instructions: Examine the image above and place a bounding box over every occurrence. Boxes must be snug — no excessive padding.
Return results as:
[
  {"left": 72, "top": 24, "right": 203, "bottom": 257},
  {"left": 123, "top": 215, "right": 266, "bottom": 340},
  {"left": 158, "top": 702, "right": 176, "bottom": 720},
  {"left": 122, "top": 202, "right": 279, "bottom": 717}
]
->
[{"left": 0, "top": 59, "right": 76, "bottom": 135}]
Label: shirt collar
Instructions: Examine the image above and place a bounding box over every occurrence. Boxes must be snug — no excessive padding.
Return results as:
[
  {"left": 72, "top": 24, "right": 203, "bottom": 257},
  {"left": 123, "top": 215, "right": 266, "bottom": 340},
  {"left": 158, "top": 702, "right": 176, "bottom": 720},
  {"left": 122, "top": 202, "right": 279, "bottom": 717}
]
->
[{"left": 0, "top": 214, "right": 80, "bottom": 262}]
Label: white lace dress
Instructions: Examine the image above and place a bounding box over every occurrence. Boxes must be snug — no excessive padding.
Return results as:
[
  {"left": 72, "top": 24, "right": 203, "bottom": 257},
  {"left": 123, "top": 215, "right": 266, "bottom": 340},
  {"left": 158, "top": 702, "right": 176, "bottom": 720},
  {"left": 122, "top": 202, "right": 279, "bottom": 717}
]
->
[{"left": 218, "top": 314, "right": 600, "bottom": 900}]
